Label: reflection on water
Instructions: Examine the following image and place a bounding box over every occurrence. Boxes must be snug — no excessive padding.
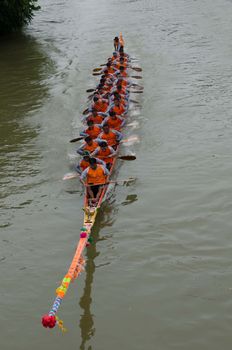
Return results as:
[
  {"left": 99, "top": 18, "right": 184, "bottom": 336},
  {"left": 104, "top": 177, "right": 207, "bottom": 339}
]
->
[
  {"left": 78, "top": 195, "right": 130, "bottom": 349},
  {"left": 0, "top": 32, "right": 52, "bottom": 120},
  {"left": 121, "top": 194, "right": 138, "bottom": 206},
  {"left": 79, "top": 201, "right": 117, "bottom": 350},
  {"left": 79, "top": 228, "right": 97, "bottom": 350},
  {"left": 0, "top": 33, "right": 53, "bottom": 203}
]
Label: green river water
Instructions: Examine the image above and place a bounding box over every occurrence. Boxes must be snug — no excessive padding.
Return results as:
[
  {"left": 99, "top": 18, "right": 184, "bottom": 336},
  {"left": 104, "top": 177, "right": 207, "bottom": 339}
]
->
[{"left": 1, "top": 0, "right": 232, "bottom": 349}]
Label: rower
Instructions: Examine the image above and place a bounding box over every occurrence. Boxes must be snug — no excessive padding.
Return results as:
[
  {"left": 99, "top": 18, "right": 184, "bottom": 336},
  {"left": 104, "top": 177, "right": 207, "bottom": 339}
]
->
[
  {"left": 91, "top": 96, "right": 109, "bottom": 113},
  {"left": 98, "top": 123, "right": 123, "bottom": 148},
  {"left": 91, "top": 141, "right": 117, "bottom": 170},
  {"left": 111, "top": 51, "right": 119, "bottom": 62},
  {"left": 80, "top": 157, "right": 110, "bottom": 205},
  {"left": 83, "top": 109, "right": 106, "bottom": 124},
  {"left": 114, "top": 56, "right": 128, "bottom": 70},
  {"left": 115, "top": 83, "right": 129, "bottom": 98},
  {"left": 116, "top": 77, "right": 130, "bottom": 89},
  {"left": 119, "top": 46, "right": 130, "bottom": 58},
  {"left": 80, "top": 119, "right": 101, "bottom": 139},
  {"left": 119, "top": 51, "right": 129, "bottom": 64},
  {"left": 76, "top": 151, "right": 106, "bottom": 174},
  {"left": 77, "top": 136, "right": 99, "bottom": 156},
  {"left": 111, "top": 98, "right": 127, "bottom": 116},
  {"left": 111, "top": 91, "right": 128, "bottom": 107},
  {"left": 103, "top": 110, "right": 125, "bottom": 131},
  {"left": 114, "top": 37, "right": 120, "bottom": 51},
  {"left": 104, "top": 62, "right": 118, "bottom": 75},
  {"left": 119, "top": 65, "right": 128, "bottom": 78}
]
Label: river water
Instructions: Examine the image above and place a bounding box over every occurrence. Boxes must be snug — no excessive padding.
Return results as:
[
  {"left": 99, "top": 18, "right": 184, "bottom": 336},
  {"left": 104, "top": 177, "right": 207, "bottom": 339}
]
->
[{"left": 1, "top": 0, "right": 232, "bottom": 349}]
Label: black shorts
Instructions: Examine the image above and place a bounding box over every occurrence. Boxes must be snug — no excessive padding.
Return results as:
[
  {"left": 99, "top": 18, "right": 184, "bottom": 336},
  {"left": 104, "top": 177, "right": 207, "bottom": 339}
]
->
[{"left": 90, "top": 185, "right": 100, "bottom": 197}]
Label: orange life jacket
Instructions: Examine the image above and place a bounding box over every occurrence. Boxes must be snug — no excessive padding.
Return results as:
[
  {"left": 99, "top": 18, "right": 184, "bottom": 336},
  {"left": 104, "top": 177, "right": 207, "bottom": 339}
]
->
[
  {"left": 120, "top": 79, "right": 128, "bottom": 88},
  {"left": 99, "top": 130, "right": 117, "bottom": 146},
  {"left": 117, "top": 86, "right": 127, "bottom": 96},
  {"left": 87, "top": 114, "right": 104, "bottom": 124},
  {"left": 80, "top": 159, "right": 89, "bottom": 171},
  {"left": 86, "top": 165, "right": 107, "bottom": 185},
  {"left": 96, "top": 147, "right": 113, "bottom": 164},
  {"left": 106, "top": 117, "right": 123, "bottom": 131},
  {"left": 107, "top": 66, "right": 116, "bottom": 75},
  {"left": 83, "top": 140, "right": 98, "bottom": 153},
  {"left": 112, "top": 104, "right": 125, "bottom": 116},
  {"left": 85, "top": 125, "right": 101, "bottom": 139},
  {"left": 111, "top": 54, "right": 119, "bottom": 61},
  {"left": 115, "top": 62, "right": 127, "bottom": 70},
  {"left": 119, "top": 70, "right": 128, "bottom": 78},
  {"left": 93, "top": 99, "right": 109, "bottom": 113}
]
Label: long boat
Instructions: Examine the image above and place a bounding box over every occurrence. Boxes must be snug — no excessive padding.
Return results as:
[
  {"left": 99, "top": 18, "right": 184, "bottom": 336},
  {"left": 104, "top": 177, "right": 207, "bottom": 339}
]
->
[{"left": 42, "top": 35, "right": 135, "bottom": 330}]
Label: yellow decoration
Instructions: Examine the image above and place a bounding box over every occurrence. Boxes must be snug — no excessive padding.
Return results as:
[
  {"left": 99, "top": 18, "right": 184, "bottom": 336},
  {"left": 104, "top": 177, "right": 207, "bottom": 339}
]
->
[{"left": 56, "top": 316, "right": 67, "bottom": 333}]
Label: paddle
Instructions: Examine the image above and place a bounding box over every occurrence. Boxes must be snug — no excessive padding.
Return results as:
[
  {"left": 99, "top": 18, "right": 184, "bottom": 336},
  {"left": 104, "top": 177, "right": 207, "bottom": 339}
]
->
[
  {"left": 132, "top": 67, "right": 142, "bottom": 72},
  {"left": 63, "top": 171, "right": 135, "bottom": 182},
  {"left": 70, "top": 136, "right": 84, "bottom": 143},
  {"left": 131, "top": 84, "right": 144, "bottom": 89},
  {"left": 83, "top": 108, "right": 89, "bottom": 115},
  {"left": 94, "top": 66, "right": 142, "bottom": 72},
  {"left": 131, "top": 90, "right": 143, "bottom": 94},
  {"left": 69, "top": 135, "right": 139, "bottom": 144},
  {"left": 118, "top": 155, "right": 136, "bottom": 160},
  {"left": 131, "top": 75, "right": 142, "bottom": 79},
  {"left": 130, "top": 99, "right": 140, "bottom": 104},
  {"left": 86, "top": 88, "right": 95, "bottom": 93},
  {"left": 87, "top": 94, "right": 94, "bottom": 100},
  {"left": 87, "top": 177, "right": 135, "bottom": 186},
  {"left": 93, "top": 68, "right": 102, "bottom": 72},
  {"left": 92, "top": 72, "right": 101, "bottom": 76}
]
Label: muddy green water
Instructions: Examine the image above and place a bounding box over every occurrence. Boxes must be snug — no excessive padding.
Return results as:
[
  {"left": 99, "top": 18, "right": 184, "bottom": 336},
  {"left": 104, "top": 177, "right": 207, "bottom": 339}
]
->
[{"left": 1, "top": 0, "right": 232, "bottom": 349}]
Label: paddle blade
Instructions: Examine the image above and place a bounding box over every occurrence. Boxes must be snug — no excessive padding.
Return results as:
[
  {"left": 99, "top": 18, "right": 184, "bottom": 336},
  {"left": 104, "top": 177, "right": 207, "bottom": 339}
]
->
[
  {"left": 70, "top": 137, "right": 84, "bottom": 143},
  {"left": 87, "top": 94, "right": 94, "bottom": 100},
  {"left": 63, "top": 172, "right": 79, "bottom": 180},
  {"left": 83, "top": 108, "right": 89, "bottom": 115},
  {"left": 131, "top": 84, "right": 144, "bottom": 89},
  {"left": 121, "top": 135, "right": 139, "bottom": 145},
  {"left": 131, "top": 75, "right": 142, "bottom": 79},
  {"left": 93, "top": 68, "right": 102, "bottom": 72},
  {"left": 86, "top": 88, "right": 95, "bottom": 93},
  {"left": 92, "top": 72, "right": 101, "bottom": 76},
  {"left": 123, "top": 177, "right": 136, "bottom": 186},
  {"left": 130, "top": 99, "right": 139, "bottom": 104},
  {"left": 132, "top": 67, "right": 142, "bottom": 72},
  {"left": 131, "top": 90, "right": 143, "bottom": 93},
  {"left": 118, "top": 155, "right": 136, "bottom": 161}
]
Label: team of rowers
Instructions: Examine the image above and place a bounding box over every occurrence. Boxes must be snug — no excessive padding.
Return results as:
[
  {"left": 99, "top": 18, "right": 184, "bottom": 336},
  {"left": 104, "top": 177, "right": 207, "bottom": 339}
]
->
[{"left": 76, "top": 36, "right": 131, "bottom": 205}]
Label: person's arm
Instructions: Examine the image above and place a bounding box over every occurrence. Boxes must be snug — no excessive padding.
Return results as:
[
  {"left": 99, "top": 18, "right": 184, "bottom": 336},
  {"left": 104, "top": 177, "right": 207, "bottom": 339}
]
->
[
  {"left": 80, "top": 168, "right": 88, "bottom": 182},
  {"left": 80, "top": 128, "right": 88, "bottom": 137},
  {"left": 101, "top": 117, "right": 109, "bottom": 128},
  {"left": 76, "top": 143, "right": 85, "bottom": 155},
  {"left": 103, "top": 166, "right": 110, "bottom": 176},
  {"left": 108, "top": 146, "right": 117, "bottom": 157},
  {"left": 98, "top": 112, "right": 108, "bottom": 118},
  {"left": 76, "top": 162, "right": 82, "bottom": 175},
  {"left": 95, "top": 136, "right": 103, "bottom": 144},
  {"left": 91, "top": 147, "right": 100, "bottom": 157},
  {"left": 119, "top": 116, "right": 126, "bottom": 128},
  {"left": 114, "top": 130, "right": 123, "bottom": 142},
  {"left": 96, "top": 158, "right": 106, "bottom": 166},
  {"left": 81, "top": 114, "right": 88, "bottom": 123}
]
